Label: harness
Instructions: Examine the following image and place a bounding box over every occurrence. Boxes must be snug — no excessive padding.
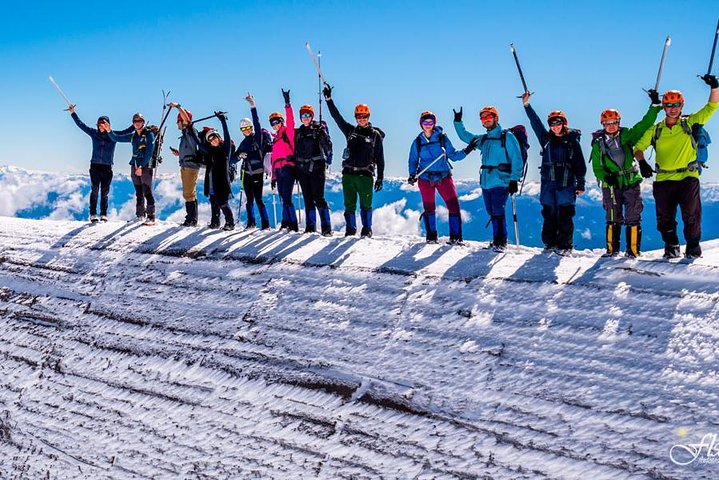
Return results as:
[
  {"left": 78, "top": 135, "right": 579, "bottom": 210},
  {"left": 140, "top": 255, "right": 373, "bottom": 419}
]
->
[
  {"left": 593, "top": 130, "right": 639, "bottom": 179},
  {"left": 344, "top": 127, "right": 380, "bottom": 173},
  {"left": 414, "top": 133, "right": 449, "bottom": 178},
  {"left": 479, "top": 130, "right": 514, "bottom": 173},
  {"left": 542, "top": 133, "right": 576, "bottom": 186},
  {"left": 296, "top": 123, "right": 329, "bottom": 173},
  {"left": 651, "top": 116, "right": 700, "bottom": 174}
]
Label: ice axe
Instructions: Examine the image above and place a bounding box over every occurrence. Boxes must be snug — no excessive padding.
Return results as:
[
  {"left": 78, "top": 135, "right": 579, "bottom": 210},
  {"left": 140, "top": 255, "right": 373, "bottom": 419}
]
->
[
  {"left": 48, "top": 75, "right": 74, "bottom": 110},
  {"left": 700, "top": 18, "right": 719, "bottom": 78},
  {"left": 510, "top": 43, "right": 532, "bottom": 97},
  {"left": 654, "top": 36, "right": 671, "bottom": 92}
]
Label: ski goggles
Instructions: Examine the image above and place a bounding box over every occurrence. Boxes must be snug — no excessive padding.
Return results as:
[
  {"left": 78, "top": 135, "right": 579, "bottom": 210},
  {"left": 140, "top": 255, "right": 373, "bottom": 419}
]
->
[
  {"left": 421, "top": 119, "right": 435, "bottom": 127},
  {"left": 548, "top": 118, "right": 565, "bottom": 126},
  {"left": 663, "top": 102, "right": 682, "bottom": 108},
  {"left": 240, "top": 126, "right": 253, "bottom": 133},
  {"left": 355, "top": 114, "right": 369, "bottom": 120},
  {"left": 270, "top": 119, "right": 283, "bottom": 126},
  {"left": 480, "top": 114, "right": 494, "bottom": 121},
  {"left": 300, "top": 113, "right": 313, "bottom": 119},
  {"left": 602, "top": 120, "right": 620, "bottom": 126}
]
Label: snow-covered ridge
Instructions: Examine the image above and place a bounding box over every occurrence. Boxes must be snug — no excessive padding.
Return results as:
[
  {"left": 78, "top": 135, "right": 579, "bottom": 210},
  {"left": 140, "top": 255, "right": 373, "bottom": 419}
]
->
[{"left": 1, "top": 218, "right": 717, "bottom": 478}]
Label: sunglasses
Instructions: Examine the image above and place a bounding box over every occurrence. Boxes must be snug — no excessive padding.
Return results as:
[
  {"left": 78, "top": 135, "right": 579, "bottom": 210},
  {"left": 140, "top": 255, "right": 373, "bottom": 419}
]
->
[
  {"left": 300, "top": 113, "right": 313, "bottom": 119},
  {"left": 355, "top": 114, "right": 369, "bottom": 120},
  {"left": 602, "top": 120, "right": 620, "bottom": 126},
  {"left": 240, "top": 126, "right": 253, "bottom": 132},
  {"left": 663, "top": 102, "right": 682, "bottom": 108},
  {"left": 421, "top": 119, "right": 435, "bottom": 126},
  {"left": 270, "top": 119, "right": 283, "bottom": 126},
  {"left": 133, "top": 119, "right": 144, "bottom": 124}
]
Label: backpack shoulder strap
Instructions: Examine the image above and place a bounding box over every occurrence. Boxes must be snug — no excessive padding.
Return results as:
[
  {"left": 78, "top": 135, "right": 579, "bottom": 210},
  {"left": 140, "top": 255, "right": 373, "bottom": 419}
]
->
[
  {"left": 651, "top": 123, "right": 662, "bottom": 149},
  {"left": 680, "top": 116, "right": 697, "bottom": 150}
]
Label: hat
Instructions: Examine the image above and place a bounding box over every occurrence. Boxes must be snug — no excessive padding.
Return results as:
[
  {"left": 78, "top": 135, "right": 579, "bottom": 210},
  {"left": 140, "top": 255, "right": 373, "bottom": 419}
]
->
[
  {"left": 132, "top": 113, "right": 145, "bottom": 122},
  {"left": 97, "top": 115, "right": 110, "bottom": 124},
  {"left": 239, "top": 118, "right": 253, "bottom": 129}
]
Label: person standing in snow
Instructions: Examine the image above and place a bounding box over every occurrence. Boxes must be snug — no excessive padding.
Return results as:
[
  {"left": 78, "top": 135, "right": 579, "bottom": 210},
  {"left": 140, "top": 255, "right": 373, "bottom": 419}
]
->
[
  {"left": 323, "top": 83, "right": 385, "bottom": 238},
  {"left": 294, "top": 103, "right": 333, "bottom": 235},
  {"left": 108, "top": 113, "right": 157, "bottom": 225},
  {"left": 267, "top": 89, "right": 298, "bottom": 232},
  {"left": 192, "top": 112, "right": 234, "bottom": 231},
  {"left": 68, "top": 105, "right": 133, "bottom": 223},
  {"left": 521, "top": 92, "right": 586, "bottom": 255},
  {"left": 408, "top": 111, "right": 474, "bottom": 244},
  {"left": 168, "top": 102, "right": 202, "bottom": 227},
  {"left": 454, "top": 106, "right": 523, "bottom": 251},
  {"left": 232, "top": 93, "right": 272, "bottom": 230},
  {"left": 633, "top": 75, "right": 719, "bottom": 259},
  {"left": 590, "top": 90, "right": 662, "bottom": 257}
]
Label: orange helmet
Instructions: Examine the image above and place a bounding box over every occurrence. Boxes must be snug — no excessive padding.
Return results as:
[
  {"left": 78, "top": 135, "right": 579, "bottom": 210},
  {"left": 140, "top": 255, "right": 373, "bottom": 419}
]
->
[
  {"left": 480, "top": 106, "right": 499, "bottom": 121},
  {"left": 299, "top": 104, "right": 314, "bottom": 118},
  {"left": 662, "top": 90, "right": 684, "bottom": 105},
  {"left": 600, "top": 109, "right": 621, "bottom": 123},
  {"left": 268, "top": 112, "right": 284, "bottom": 123},
  {"left": 419, "top": 110, "right": 436, "bottom": 124},
  {"left": 354, "top": 104, "right": 371, "bottom": 117},
  {"left": 547, "top": 110, "right": 567, "bottom": 126}
]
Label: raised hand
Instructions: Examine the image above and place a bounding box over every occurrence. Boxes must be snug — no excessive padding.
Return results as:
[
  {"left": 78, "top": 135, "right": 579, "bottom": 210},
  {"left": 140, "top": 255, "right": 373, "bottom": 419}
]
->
[
  {"left": 322, "top": 84, "right": 333, "bottom": 100},
  {"left": 453, "top": 107, "right": 462, "bottom": 123}
]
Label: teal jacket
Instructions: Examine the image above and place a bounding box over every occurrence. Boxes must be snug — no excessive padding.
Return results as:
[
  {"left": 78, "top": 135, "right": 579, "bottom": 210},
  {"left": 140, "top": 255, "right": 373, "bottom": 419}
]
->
[{"left": 454, "top": 122, "right": 523, "bottom": 189}]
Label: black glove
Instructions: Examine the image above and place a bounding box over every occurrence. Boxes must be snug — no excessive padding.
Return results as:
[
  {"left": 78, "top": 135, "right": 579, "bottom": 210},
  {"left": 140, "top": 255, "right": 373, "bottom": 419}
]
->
[
  {"left": 604, "top": 172, "right": 618, "bottom": 187},
  {"left": 453, "top": 107, "right": 463, "bottom": 123},
  {"left": 214, "top": 111, "right": 227, "bottom": 120},
  {"left": 322, "top": 84, "right": 333, "bottom": 100},
  {"left": 271, "top": 179, "right": 277, "bottom": 190},
  {"left": 374, "top": 178, "right": 383, "bottom": 192},
  {"left": 282, "top": 89, "right": 291, "bottom": 106},
  {"left": 639, "top": 159, "right": 654, "bottom": 178},
  {"left": 647, "top": 88, "right": 661, "bottom": 105},
  {"left": 407, "top": 175, "right": 417, "bottom": 185},
  {"left": 463, "top": 136, "right": 479, "bottom": 154},
  {"left": 701, "top": 74, "right": 719, "bottom": 89},
  {"left": 507, "top": 180, "right": 518, "bottom": 195},
  {"left": 148, "top": 125, "right": 159, "bottom": 134}
]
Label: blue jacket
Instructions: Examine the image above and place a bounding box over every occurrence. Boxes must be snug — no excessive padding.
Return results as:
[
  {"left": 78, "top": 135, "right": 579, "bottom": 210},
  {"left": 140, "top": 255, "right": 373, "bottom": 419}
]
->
[
  {"left": 454, "top": 122, "right": 523, "bottom": 189},
  {"left": 109, "top": 127, "right": 156, "bottom": 168},
  {"left": 72, "top": 113, "right": 133, "bottom": 166},
  {"left": 408, "top": 126, "right": 466, "bottom": 182},
  {"left": 232, "top": 107, "right": 271, "bottom": 175}
]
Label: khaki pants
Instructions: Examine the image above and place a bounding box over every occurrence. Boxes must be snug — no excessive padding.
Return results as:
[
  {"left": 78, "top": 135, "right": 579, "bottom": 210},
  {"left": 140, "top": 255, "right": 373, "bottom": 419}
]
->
[{"left": 181, "top": 167, "right": 199, "bottom": 202}]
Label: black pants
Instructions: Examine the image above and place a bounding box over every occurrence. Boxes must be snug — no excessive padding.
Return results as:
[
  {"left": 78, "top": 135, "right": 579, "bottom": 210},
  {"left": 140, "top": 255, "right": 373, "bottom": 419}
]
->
[
  {"left": 131, "top": 166, "right": 155, "bottom": 218},
  {"left": 242, "top": 172, "right": 266, "bottom": 209},
  {"left": 89, "top": 164, "right": 113, "bottom": 216},
  {"left": 296, "top": 167, "right": 328, "bottom": 211},
  {"left": 541, "top": 204, "right": 575, "bottom": 249},
  {"left": 653, "top": 177, "right": 701, "bottom": 247}
]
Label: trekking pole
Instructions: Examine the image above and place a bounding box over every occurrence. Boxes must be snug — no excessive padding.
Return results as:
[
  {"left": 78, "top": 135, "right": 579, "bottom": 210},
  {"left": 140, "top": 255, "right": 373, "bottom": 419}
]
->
[
  {"left": 509, "top": 44, "right": 531, "bottom": 96},
  {"left": 296, "top": 182, "right": 303, "bottom": 224},
  {"left": 511, "top": 195, "right": 520, "bottom": 247},
  {"left": 237, "top": 167, "right": 245, "bottom": 224},
  {"left": 48, "top": 75, "right": 74, "bottom": 109},
  {"left": 654, "top": 36, "right": 671, "bottom": 91},
  {"left": 703, "top": 18, "right": 719, "bottom": 76},
  {"left": 416, "top": 152, "right": 447, "bottom": 177},
  {"left": 272, "top": 190, "right": 278, "bottom": 227},
  {"left": 190, "top": 112, "right": 227, "bottom": 125},
  {"left": 318, "top": 51, "right": 323, "bottom": 123}
]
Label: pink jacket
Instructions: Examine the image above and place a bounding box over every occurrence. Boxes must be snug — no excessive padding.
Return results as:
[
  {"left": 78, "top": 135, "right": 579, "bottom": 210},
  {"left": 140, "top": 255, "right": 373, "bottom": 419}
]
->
[{"left": 271, "top": 104, "right": 295, "bottom": 177}]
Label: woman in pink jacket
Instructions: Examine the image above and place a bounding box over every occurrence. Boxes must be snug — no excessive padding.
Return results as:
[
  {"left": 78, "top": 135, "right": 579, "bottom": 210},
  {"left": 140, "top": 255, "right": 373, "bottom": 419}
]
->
[{"left": 269, "top": 89, "right": 298, "bottom": 231}]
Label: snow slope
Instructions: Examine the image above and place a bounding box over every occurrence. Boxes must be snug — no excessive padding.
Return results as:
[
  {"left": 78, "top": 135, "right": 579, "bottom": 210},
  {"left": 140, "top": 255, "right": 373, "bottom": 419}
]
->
[{"left": 1, "top": 218, "right": 718, "bottom": 479}]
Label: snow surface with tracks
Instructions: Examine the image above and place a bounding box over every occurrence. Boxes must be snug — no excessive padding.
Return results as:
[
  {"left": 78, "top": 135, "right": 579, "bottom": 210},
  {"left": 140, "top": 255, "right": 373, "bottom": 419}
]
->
[{"left": 1, "top": 217, "right": 718, "bottom": 479}]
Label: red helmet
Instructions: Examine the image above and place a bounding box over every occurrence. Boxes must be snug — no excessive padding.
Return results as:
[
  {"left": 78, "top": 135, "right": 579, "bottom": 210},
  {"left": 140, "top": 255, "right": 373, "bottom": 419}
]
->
[
  {"left": 547, "top": 110, "right": 567, "bottom": 126},
  {"left": 662, "top": 90, "right": 684, "bottom": 105},
  {"left": 480, "top": 106, "right": 499, "bottom": 121},
  {"left": 177, "top": 110, "right": 192, "bottom": 123},
  {"left": 600, "top": 109, "right": 621, "bottom": 123},
  {"left": 354, "top": 104, "right": 371, "bottom": 117},
  {"left": 419, "top": 110, "right": 436, "bottom": 124},
  {"left": 299, "top": 104, "right": 315, "bottom": 118}
]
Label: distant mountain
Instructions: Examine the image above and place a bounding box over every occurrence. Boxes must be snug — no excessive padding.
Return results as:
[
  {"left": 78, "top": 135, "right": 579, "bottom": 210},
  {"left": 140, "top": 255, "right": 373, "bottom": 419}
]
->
[{"left": 3, "top": 164, "right": 719, "bottom": 250}]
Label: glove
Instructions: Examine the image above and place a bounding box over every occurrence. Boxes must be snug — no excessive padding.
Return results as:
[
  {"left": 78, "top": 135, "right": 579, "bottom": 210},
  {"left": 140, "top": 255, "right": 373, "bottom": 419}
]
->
[
  {"left": 507, "top": 180, "right": 518, "bottom": 195},
  {"left": 239, "top": 152, "right": 248, "bottom": 160},
  {"left": 271, "top": 179, "right": 277, "bottom": 190},
  {"left": 407, "top": 175, "right": 417, "bottom": 185},
  {"left": 453, "top": 107, "right": 463, "bottom": 123},
  {"left": 148, "top": 125, "right": 159, "bottom": 134},
  {"left": 647, "top": 88, "right": 661, "bottom": 106},
  {"left": 604, "top": 172, "right": 618, "bottom": 187},
  {"left": 214, "top": 111, "right": 227, "bottom": 120},
  {"left": 639, "top": 159, "right": 654, "bottom": 178},
  {"left": 322, "top": 83, "right": 333, "bottom": 100},
  {"left": 463, "top": 136, "right": 479, "bottom": 154},
  {"left": 701, "top": 74, "right": 719, "bottom": 89},
  {"left": 282, "top": 88, "right": 291, "bottom": 106},
  {"left": 374, "top": 178, "right": 383, "bottom": 192}
]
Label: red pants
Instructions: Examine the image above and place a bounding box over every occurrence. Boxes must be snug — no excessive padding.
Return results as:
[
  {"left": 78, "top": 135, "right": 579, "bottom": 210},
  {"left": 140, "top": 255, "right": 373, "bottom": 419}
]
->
[{"left": 418, "top": 176, "right": 460, "bottom": 214}]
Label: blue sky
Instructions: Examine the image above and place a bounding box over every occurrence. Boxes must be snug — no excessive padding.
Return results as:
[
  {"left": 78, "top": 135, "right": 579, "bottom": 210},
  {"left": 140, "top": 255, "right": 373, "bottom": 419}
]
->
[{"left": 1, "top": 0, "right": 718, "bottom": 182}]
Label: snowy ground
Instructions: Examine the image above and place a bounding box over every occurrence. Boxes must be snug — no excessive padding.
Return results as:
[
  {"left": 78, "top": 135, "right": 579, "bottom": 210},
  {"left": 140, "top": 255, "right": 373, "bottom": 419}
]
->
[{"left": 1, "top": 217, "right": 718, "bottom": 479}]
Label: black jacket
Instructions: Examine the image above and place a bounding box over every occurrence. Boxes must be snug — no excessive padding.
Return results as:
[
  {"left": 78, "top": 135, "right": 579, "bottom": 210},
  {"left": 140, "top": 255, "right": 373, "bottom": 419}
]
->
[{"left": 326, "top": 99, "right": 385, "bottom": 178}]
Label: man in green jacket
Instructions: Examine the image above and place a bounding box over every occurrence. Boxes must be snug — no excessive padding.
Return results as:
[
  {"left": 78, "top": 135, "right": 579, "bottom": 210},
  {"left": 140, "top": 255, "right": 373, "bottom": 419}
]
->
[
  {"left": 634, "top": 74, "right": 719, "bottom": 259},
  {"left": 591, "top": 90, "right": 662, "bottom": 257}
]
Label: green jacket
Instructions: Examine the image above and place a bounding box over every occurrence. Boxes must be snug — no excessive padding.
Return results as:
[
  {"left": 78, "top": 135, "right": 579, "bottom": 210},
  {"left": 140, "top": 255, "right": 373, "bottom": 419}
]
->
[
  {"left": 591, "top": 105, "right": 661, "bottom": 189},
  {"left": 635, "top": 101, "right": 719, "bottom": 182}
]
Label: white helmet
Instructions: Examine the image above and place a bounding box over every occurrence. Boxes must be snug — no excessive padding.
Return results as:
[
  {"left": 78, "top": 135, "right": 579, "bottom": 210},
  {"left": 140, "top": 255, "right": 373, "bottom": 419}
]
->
[{"left": 239, "top": 118, "right": 253, "bottom": 130}]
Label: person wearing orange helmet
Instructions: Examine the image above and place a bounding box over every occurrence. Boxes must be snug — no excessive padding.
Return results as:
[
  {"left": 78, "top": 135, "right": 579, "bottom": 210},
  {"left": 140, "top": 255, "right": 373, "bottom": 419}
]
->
[
  {"left": 168, "top": 102, "right": 202, "bottom": 227},
  {"left": 294, "top": 103, "right": 333, "bottom": 235},
  {"left": 522, "top": 92, "right": 586, "bottom": 255},
  {"left": 633, "top": 74, "right": 719, "bottom": 259},
  {"left": 590, "top": 90, "right": 662, "bottom": 257},
  {"left": 454, "top": 105, "right": 523, "bottom": 251},
  {"left": 323, "top": 84, "right": 385, "bottom": 238}
]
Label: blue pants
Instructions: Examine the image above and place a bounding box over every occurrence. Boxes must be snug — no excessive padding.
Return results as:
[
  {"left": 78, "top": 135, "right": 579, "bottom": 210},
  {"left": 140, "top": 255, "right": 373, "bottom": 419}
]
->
[
  {"left": 276, "top": 165, "right": 297, "bottom": 226},
  {"left": 483, "top": 186, "right": 509, "bottom": 241}
]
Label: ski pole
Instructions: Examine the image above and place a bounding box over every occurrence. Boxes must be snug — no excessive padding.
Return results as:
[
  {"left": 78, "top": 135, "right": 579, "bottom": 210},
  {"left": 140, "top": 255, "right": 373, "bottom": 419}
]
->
[
  {"left": 272, "top": 190, "right": 278, "bottom": 227},
  {"left": 305, "top": 42, "right": 327, "bottom": 85},
  {"left": 511, "top": 195, "right": 520, "bottom": 247},
  {"left": 48, "top": 76, "right": 74, "bottom": 109},
  {"left": 190, "top": 112, "right": 227, "bottom": 125},
  {"left": 706, "top": 18, "right": 719, "bottom": 75},
  {"left": 509, "top": 44, "right": 531, "bottom": 95},
  {"left": 654, "top": 36, "right": 671, "bottom": 91}
]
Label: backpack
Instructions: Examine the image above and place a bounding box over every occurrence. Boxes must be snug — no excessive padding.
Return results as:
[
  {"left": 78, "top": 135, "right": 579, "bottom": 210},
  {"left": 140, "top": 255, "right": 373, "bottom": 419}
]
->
[
  {"left": 478, "top": 125, "right": 530, "bottom": 183},
  {"left": 651, "top": 116, "right": 712, "bottom": 173},
  {"left": 296, "top": 121, "right": 333, "bottom": 164}
]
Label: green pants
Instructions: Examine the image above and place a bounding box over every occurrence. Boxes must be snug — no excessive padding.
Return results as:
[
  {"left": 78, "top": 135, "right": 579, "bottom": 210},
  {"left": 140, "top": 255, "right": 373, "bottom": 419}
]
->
[{"left": 342, "top": 174, "right": 374, "bottom": 213}]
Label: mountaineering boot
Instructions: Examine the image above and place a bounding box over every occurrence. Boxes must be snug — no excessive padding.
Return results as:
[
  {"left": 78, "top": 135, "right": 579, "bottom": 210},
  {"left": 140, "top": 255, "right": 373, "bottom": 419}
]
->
[
  {"left": 663, "top": 243, "right": 681, "bottom": 259},
  {"left": 208, "top": 202, "right": 221, "bottom": 229},
  {"left": 685, "top": 242, "right": 702, "bottom": 259},
  {"left": 90, "top": 215, "right": 99, "bottom": 224},
  {"left": 258, "top": 205, "right": 270, "bottom": 230},
  {"left": 603, "top": 222, "right": 621, "bottom": 257},
  {"left": 182, "top": 201, "right": 198, "bottom": 227},
  {"left": 448, "top": 213, "right": 463, "bottom": 245},
  {"left": 625, "top": 225, "right": 641, "bottom": 258},
  {"left": 304, "top": 209, "right": 317, "bottom": 233},
  {"left": 245, "top": 205, "right": 256, "bottom": 229},
  {"left": 221, "top": 205, "right": 235, "bottom": 231},
  {"left": 99, "top": 215, "right": 108, "bottom": 223},
  {"left": 319, "top": 207, "right": 332, "bottom": 236},
  {"left": 344, "top": 212, "right": 357, "bottom": 237},
  {"left": 423, "top": 212, "right": 438, "bottom": 244},
  {"left": 360, "top": 209, "right": 373, "bottom": 238},
  {"left": 492, "top": 234, "right": 507, "bottom": 253},
  {"left": 143, "top": 216, "right": 156, "bottom": 226},
  {"left": 287, "top": 205, "right": 299, "bottom": 232}
]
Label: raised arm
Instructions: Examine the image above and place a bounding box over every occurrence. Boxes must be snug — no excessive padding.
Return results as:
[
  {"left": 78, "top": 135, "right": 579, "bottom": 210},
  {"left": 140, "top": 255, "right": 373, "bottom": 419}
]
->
[
  {"left": 323, "top": 84, "right": 354, "bottom": 137},
  {"left": 524, "top": 103, "right": 548, "bottom": 146},
  {"left": 107, "top": 130, "right": 134, "bottom": 143},
  {"left": 70, "top": 111, "right": 95, "bottom": 136}
]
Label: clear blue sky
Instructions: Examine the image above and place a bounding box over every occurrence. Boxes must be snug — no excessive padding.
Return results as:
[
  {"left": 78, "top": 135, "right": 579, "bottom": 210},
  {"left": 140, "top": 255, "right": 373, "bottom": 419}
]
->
[{"left": 1, "top": 0, "right": 718, "bottom": 182}]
